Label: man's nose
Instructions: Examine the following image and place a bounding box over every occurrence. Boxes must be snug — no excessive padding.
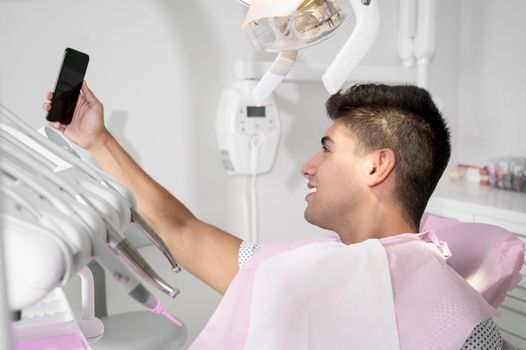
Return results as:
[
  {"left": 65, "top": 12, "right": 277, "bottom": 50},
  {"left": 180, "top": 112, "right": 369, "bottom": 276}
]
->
[{"left": 301, "top": 153, "right": 321, "bottom": 178}]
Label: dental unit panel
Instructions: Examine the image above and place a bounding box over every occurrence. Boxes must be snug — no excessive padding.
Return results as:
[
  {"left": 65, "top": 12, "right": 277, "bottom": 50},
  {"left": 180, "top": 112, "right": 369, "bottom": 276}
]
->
[
  {"left": 0, "top": 109, "right": 180, "bottom": 295},
  {"left": 0, "top": 131, "right": 180, "bottom": 302},
  {"left": 1, "top": 125, "right": 129, "bottom": 233},
  {"left": 58, "top": 167, "right": 130, "bottom": 233},
  {"left": 0, "top": 122, "right": 70, "bottom": 171},
  {"left": 41, "top": 125, "right": 133, "bottom": 200},
  {"left": 0, "top": 144, "right": 108, "bottom": 241}
]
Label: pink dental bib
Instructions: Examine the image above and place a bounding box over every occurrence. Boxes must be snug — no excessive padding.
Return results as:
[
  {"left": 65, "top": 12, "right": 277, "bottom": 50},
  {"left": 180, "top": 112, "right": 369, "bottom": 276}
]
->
[
  {"left": 244, "top": 238, "right": 399, "bottom": 349},
  {"left": 190, "top": 232, "right": 498, "bottom": 349}
]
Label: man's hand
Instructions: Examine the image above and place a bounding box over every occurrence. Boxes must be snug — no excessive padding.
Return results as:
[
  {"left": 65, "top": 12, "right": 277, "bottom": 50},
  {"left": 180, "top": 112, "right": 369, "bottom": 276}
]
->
[{"left": 43, "top": 81, "right": 107, "bottom": 151}]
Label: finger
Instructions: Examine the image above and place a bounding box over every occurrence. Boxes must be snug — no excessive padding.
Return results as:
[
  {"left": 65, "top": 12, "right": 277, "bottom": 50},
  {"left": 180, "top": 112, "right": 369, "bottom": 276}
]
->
[
  {"left": 43, "top": 102, "right": 52, "bottom": 111},
  {"left": 48, "top": 121, "right": 65, "bottom": 132},
  {"left": 46, "top": 91, "right": 53, "bottom": 100}
]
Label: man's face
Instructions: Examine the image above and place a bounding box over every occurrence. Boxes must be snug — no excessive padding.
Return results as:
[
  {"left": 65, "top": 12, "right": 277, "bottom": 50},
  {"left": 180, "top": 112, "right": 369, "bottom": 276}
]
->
[{"left": 301, "top": 121, "right": 368, "bottom": 232}]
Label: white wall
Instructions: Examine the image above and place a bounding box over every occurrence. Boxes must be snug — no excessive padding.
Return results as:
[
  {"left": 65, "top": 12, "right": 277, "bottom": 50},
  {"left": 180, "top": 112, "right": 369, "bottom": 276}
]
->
[
  {"left": 457, "top": 0, "right": 526, "bottom": 165},
  {"left": 0, "top": 0, "right": 462, "bottom": 347}
]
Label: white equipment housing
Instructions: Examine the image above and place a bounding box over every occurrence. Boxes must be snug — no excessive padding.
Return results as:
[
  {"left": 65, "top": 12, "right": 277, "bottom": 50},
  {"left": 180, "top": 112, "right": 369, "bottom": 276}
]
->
[{"left": 216, "top": 80, "right": 280, "bottom": 176}]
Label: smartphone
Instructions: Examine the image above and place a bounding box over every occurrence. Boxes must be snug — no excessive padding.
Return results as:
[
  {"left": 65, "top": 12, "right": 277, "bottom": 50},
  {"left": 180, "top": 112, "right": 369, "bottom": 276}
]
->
[{"left": 46, "top": 48, "right": 90, "bottom": 125}]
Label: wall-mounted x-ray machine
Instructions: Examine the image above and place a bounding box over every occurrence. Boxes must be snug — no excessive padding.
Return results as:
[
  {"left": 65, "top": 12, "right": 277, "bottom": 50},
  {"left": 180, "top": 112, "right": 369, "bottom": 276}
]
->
[{"left": 217, "top": 80, "right": 280, "bottom": 177}]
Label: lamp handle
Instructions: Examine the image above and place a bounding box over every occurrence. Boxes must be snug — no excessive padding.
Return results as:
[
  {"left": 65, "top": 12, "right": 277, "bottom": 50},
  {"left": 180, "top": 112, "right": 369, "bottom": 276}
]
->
[{"left": 322, "top": 0, "right": 380, "bottom": 94}]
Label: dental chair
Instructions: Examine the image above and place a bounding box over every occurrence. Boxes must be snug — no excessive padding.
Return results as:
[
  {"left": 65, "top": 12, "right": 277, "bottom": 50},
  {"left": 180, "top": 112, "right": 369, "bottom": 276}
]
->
[
  {"left": 421, "top": 213, "right": 525, "bottom": 350},
  {"left": 90, "top": 310, "right": 187, "bottom": 350}
]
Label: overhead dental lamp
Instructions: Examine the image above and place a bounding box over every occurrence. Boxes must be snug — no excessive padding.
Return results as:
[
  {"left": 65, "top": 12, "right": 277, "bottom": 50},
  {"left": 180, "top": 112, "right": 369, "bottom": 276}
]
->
[{"left": 238, "top": 0, "right": 380, "bottom": 105}]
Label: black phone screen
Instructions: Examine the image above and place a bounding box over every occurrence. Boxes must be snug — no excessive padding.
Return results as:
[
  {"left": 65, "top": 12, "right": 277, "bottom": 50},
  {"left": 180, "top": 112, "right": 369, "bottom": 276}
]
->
[{"left": 46, "top": 48, "right": 89, "bottom": 125}]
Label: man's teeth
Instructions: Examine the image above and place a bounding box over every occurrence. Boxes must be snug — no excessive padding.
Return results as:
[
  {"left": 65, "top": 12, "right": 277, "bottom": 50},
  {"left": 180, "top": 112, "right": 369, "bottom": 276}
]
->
[{"left": 310, "top": 187, "right": 317, "bottom": 193}]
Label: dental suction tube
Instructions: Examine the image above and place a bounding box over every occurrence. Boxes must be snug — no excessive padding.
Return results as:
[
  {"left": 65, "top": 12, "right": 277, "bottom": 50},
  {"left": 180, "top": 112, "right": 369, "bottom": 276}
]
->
[{"left": 321, "top": 0, "right": 380, "bottom": 94}]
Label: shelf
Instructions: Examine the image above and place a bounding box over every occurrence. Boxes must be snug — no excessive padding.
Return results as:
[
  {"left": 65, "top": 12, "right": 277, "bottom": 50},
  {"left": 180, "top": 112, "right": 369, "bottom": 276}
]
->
[
  {"left": 235, "top": 61, "right": 417, "bottom": 84},
  {"left": 428, "top": 179, "right": 526, "bottom": 229}
]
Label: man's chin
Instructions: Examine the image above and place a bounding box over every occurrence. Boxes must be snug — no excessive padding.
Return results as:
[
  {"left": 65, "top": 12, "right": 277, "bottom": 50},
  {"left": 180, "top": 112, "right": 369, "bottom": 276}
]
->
[
  {"left": 304, "top": 210, "right": 328, "bottom": 230},
  {"left": 304, "top": 211, "right": 313, "bottom": 225}
]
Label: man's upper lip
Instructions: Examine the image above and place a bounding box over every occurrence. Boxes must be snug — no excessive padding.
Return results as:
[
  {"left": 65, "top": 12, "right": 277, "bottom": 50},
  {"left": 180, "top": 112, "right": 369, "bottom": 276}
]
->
[{"left": 307, "top": 183, "right": 317, "bottom": 189}]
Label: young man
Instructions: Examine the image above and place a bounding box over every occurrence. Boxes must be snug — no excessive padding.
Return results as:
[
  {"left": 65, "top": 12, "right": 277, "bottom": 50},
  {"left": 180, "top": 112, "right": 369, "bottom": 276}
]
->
[{"left": 44, "top": 83, "right": 502, "bottom": 349}]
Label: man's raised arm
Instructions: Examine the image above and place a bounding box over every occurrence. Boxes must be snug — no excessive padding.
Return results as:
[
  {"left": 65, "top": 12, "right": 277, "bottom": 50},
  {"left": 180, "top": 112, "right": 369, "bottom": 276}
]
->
[{"left": 45, "top": 82, "right": 241, "bottom": 294}]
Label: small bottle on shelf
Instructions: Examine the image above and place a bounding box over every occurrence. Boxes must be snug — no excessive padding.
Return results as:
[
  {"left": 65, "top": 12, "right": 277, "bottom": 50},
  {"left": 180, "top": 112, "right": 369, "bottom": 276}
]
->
[{"left": 479, "top": 166, "right": 490, "bottom": 186}]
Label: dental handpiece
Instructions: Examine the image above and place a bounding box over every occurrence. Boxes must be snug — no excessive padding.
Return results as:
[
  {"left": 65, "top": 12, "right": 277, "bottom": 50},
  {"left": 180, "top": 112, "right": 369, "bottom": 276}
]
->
[
  {"left": 80, "top": 163, "right": 180, "bottom": 273},
  {"left": 90, "top": 203, "right": 180, "bottom": 299},
  {"left": 129, "top": 207, "right": 181, "bottom": 272},
  {"left": 86, "top": 218, "right": 183, "bottom": 326},
  {"left": 59, "top": 180, "right": 182, "bottom": 299},
  {"left": 90, "top": 230, "right": 182, "bottom": 326},
  {"left": 61, "top": 191, "right": 183, "bottom": 323}
]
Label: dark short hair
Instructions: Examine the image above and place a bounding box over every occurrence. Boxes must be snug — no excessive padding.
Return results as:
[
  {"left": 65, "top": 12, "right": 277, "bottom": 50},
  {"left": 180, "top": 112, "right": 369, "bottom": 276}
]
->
[{"left": 325, "top": 84, "right": 451, "bottom": 230}]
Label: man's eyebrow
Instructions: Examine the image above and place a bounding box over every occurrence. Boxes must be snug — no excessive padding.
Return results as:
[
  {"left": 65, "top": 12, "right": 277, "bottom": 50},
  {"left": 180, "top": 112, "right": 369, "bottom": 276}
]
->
[{"left": 321, "top": 136, "right": 334, "bottom": 146}]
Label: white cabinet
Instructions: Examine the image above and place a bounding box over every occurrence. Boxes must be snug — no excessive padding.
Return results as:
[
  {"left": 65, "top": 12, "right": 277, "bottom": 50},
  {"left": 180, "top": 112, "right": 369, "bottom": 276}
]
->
[{"left": 426, "top": 180, "right": 526, "bottom": 350}]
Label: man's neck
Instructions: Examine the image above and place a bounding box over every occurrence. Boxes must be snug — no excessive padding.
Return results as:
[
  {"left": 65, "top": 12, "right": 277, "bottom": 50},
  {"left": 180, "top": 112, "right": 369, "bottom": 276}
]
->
[{"left": 336, "top": 204, "right": 415, "bottom": 245}]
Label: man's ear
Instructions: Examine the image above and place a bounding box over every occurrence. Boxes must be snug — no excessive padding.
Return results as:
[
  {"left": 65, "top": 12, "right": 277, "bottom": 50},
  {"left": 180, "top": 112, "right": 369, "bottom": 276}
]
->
[{"left": 364, "top": 149, "right": 396, "bottom": 187}]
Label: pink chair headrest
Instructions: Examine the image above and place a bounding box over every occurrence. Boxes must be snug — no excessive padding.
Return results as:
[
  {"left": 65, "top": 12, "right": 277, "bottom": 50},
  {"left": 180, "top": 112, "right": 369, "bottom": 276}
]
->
[{"left": 421, "top": 214, "right": 524, "bottom": 308}]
